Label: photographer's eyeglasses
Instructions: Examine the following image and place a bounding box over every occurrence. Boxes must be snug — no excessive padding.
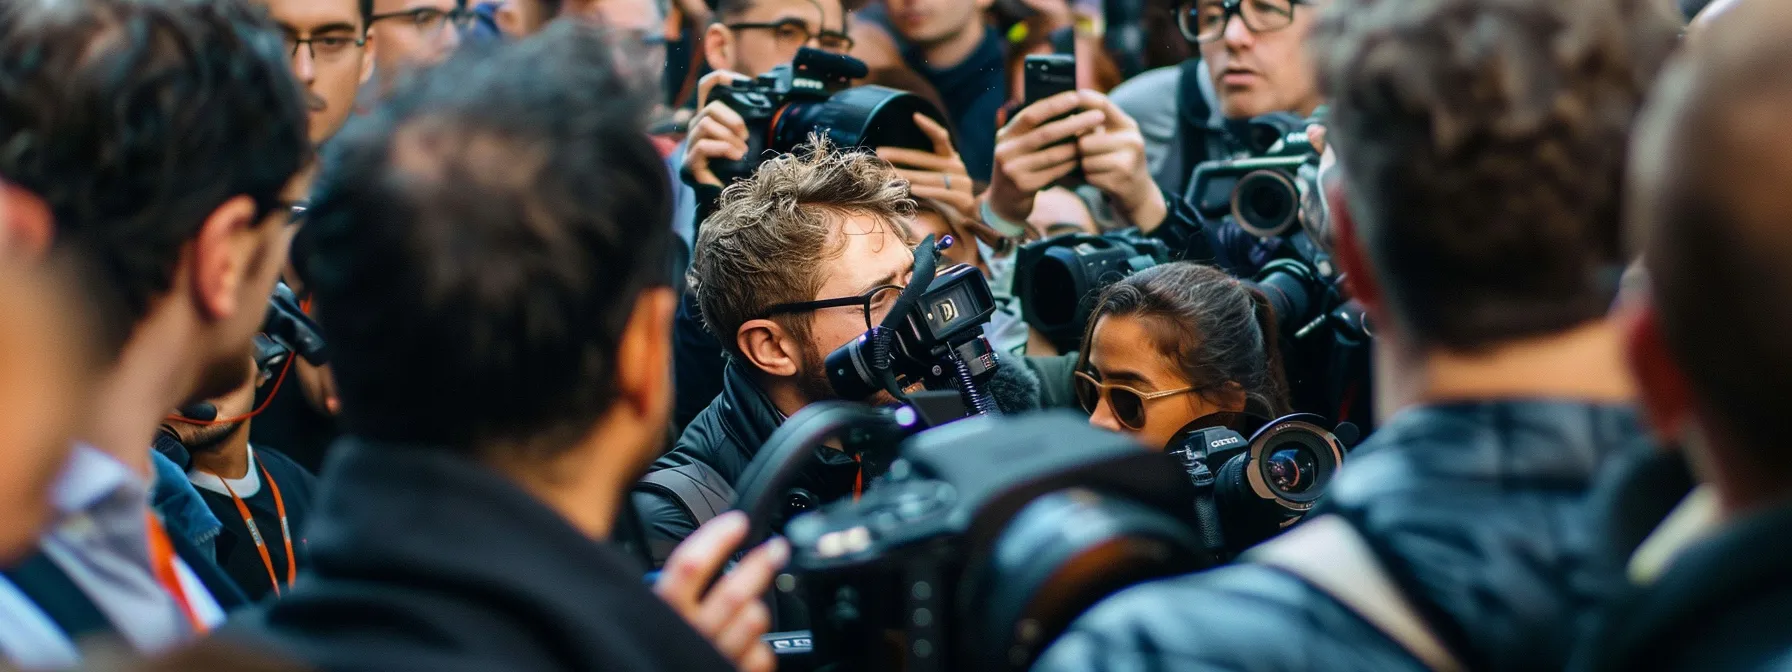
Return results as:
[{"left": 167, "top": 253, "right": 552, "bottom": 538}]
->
[
  {"left": 369, "top": 6, "right": 474, "bottom": 40},
  {"left": 1075, "top": 371, "right": 1199, "bottom": 431},
  {"left": 284, "top": 32, "right": 366, "bottom": 64},
  {"left": 764, "top": 284, "right": 903, "bottom": 331},
  {"left": 1178, "top": 0, "right": 1306, "bottom": 43},
  {"left": 725, "top": 19, "right": 856, "bottom": 53}
]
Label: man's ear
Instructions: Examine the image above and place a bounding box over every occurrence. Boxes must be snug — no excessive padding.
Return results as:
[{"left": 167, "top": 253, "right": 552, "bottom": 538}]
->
[
  {"left": 1619, "top": 295, "right": 1694, "bottom": 446},
  {"left": 189, "top": 196, "right": 260, "bottom": 322},
  {"left": 358, "top": 29, "right": 378, "bottom": 86},
  {"left": 615, "top": 286, "right": 679, "bottom": 419},
  {"left": 496, "top": 0, "right": 526, "bottom": 37},
  {"left": 737, "top": 318, "right": 800, "bottom": 377},
  {"left": 703, "top": 23, "right": 735, "bottom": 74},
  {"left": 1327, "top": 180, "right": 1388, "bottom": 329},
  {"left": 0, "top": 182, "right": 54, "bottom": 261}
]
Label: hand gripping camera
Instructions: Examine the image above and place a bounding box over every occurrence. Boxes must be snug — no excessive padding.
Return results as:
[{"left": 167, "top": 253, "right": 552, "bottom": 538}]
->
[{"left": 707, "top": 48, "right": 953, "bottom": 185}]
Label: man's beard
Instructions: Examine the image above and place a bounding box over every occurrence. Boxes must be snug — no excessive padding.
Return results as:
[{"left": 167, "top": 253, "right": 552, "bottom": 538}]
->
[
  {"left": 182, "top": 421, "right": 245, "bottom": 454},
  {"left": 795, "top": 339, "right": 904, "bottom": 407},
  {"left": 794, "top": 340, "right": 837, "bottom": 404}
]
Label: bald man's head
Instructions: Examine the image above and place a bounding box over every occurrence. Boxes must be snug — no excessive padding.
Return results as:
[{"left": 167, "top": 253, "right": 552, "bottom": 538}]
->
[{"left": 1630, "top": 0, "right": 1792, "bottom": 482}]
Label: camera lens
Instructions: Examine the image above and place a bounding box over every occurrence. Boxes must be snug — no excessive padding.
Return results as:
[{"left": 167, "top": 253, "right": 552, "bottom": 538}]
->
[
  {"left": 1264, "top": 446, "right": 1318, "bottom": 495},
  {"left": 1231, "top": 170, "right": 1298, "bottom": 238}
]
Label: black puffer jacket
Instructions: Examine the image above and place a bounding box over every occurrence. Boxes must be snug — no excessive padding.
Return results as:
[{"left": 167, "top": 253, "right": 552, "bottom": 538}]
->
[
  {"left": 1033, "top": 400, "right": 1649, "bottom": 672},
  {"left": 634, "top": 364, "right": 859, "bottom": 555}
]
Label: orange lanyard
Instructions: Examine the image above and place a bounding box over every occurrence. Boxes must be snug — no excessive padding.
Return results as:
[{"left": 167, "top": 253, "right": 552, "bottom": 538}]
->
[
  {"left": 208, "top": 461, "right": 296, "bottom": 596},
  {"left": 144, "top": 514, "right": 208, "bottom": 633}
]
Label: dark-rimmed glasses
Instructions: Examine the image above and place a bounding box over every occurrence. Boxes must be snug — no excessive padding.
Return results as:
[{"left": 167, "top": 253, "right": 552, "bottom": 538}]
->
[
  {"left": 369, "top": 6, "right": 474, "bottom": 40},
  {"left": 764, "top": 283, "right": 903, "bottom": 330},
  {"left": 725, "top": 19, "right": 855, "bottom": 53},
  {"left": 1178, "top": 0, "right": 1307, "bottom": 43},
  {"left": 284, "top": 33, "right": 366, "bottom": 64},
  {"left": 1075, "top": 370, "right": 1199, "bottom": 431}
]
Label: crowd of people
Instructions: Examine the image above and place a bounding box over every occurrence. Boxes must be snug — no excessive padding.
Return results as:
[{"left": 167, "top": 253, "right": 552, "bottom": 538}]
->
[{"left": 0, "top": 0, "right": 1788, "bottom": 669}]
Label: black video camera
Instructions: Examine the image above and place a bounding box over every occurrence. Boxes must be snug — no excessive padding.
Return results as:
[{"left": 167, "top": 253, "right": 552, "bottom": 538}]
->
[
  {"left": 1166, "top": 411, "right": 1351, "bottom": 558},
  {"left": 707, "top": 48, "right": 952, "bottom": 185},
  {"left": 750, "top": 411, "right": 1210, "bottom": 671},
  {"left": 256, "top": 282, "right": 327, "bottom": 379},
  {"left": 827, "top": 236, "right": 1003, "bottom": 420},
  {"left": 1012, "top": 231, "right": 1171, "bottom": 354},
  {"left": 1188, "top": 110, "right": 1324, "bottom": 239}
]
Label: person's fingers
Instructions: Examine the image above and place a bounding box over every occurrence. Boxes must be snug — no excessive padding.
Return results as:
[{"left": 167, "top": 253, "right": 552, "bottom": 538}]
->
[
  {"left": 695, "top": 537, "right": 788, "bottom": 634},
  {"left": 698, "top": 101, "right": 749, "bottom": 140},
  {"left": 738, "top": 642, "right": 776, "bottom": 672},
  {"left": 691, "top": 139, "right": 746, "bottom": 163},
  {"left": 654, "top": 511, "right": 750, "bottom": 614},
  {"left": 710, "top": 600, "right": 772, "bottom": 663},
  {"left": 1306, "top": 124, "right": 1327, "bottom": 154},
  {"left": 690, "top": 117, "right": 748, "bottom": 155},
  {"left": 1075, "top": 129, "right": 1140, "bottom": 159},
  {"left": 1010, "top": 109, "right": 1106, "bottom": 157},
  {"left": 1001, "top": 141, "right": 1081, "bottom": 177},
  {"left": 1079, "top": 151, "right": 1136, "bottom": 184},
  {"left": 1000, "top": 90, "right": 1084, "bottom": 136},
  {"left": 878, "top": 146, "right": 956, "bottom": 172},
  {"left": 912, "top": 112, "right": 956, "bottom": 156},
  {"left": 1077, "top": 90, "right": 1138, "bottom": 132},
  {"left": 696, "top": 69, "right": 749, "bottom": 108}
]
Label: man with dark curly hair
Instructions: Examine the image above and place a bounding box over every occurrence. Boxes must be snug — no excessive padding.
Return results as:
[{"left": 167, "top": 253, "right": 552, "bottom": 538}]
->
[{"left": 1031, "top": 0, "right": 1682, "bottom": 670}]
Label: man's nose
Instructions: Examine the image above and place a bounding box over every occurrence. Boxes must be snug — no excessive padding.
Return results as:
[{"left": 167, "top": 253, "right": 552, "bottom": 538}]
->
[
  {"left": 1222, "top": 12, "right": 1255, "bottom": 49},
  {"left": 292, "top": 47, "right": 317, "bottom": 83}
]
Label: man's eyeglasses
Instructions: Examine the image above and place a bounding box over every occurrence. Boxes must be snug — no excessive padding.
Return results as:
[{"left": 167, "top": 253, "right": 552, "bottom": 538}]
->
[
  {"left": 369, "top": 7, "right": 474, "bottom": 40},
  {"left": 284, "top": 33, "right": 366, "bottom": 64},
  {"left": 725, "top": 19, "right": 855, "bottom": 53},
  {"left": 1178, "top": 0, "right": 1306, "bottom": 43},
  {"left": 764, "top": 284, "right": 903, "bottom": 331}
]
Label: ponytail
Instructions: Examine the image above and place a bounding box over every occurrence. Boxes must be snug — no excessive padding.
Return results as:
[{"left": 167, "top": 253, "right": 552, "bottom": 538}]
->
[{"left": 1245, "top": 286, "right": 1293, "bottom": 417}]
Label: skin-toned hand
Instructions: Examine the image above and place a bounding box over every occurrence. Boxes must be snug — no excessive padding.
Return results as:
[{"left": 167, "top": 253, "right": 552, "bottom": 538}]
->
[
  {"left": 879, "top": 113, "right": 976, "bottom": 220},
  {"left": 1072, "top": 90, "right": 1166, "bottom": 232},
  {"left": 683, "top": 70, "right": 753, "bottom": 187},
  {"left": 985, "top": 90, "right": 1106, "bottom": 223},
  {"left": 654, "top": 511, "right": 790, "bottom": 672}
]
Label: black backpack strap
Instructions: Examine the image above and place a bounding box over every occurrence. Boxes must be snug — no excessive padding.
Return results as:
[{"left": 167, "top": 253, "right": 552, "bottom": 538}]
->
[
  {"left": 1176, "top": 57, "right": 1216, "bottom": 186},
  {"left": 2, "top": 551, "right": 116, "bottom": 641},
  {"left": 635, "top": 462, "right": 737, "bottom": 560}
]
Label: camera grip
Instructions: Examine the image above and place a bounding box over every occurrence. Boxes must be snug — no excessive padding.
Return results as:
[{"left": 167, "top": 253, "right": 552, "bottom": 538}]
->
[{"left": 706, "top": 84, "right": 769, "bottom": 185}]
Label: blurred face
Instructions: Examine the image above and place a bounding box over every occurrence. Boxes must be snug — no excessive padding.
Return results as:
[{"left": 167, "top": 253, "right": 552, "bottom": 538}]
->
[
  {"left": 563, "top": 0, "right": 668, "bottom": 90},
  {"left": 711, "top": 0, "right": 850, "bottom": 77},
  {"left": 1196, "top": 0, "right": 1324, "bottom": 120},
  {"left": 793, "top": 214, "right": 915, "bottom": 402},
  {"left": 369, "top": 0, "right": 464, "bottom": 90},
  {"left": 0, "top": 268, "right": 86, "bottom": 563},
  {"left": 885, "top": 0, "right": 986, "bottom": 47},
  {"left": 263, "top": 0, "right": 375, "bottom": 145},
  {"left": 1083, "top": 314, "right": 1229, "bottom": 450},
  {"left": 165, "top": 356, "right": 258, "bottom": 454},
  {"left": 189, "top": 175, "right": 310, "bottom": 404}
]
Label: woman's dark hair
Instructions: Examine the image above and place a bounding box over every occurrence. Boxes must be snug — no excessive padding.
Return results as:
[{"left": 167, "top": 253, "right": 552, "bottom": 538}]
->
[{"left": 1076, "top": 262, "right": 1290, "bottom": 417}]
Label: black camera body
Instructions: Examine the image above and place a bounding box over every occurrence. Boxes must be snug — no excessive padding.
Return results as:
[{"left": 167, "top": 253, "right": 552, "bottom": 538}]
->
[
  {"left": 1188, "top": 111, "right": 1322, "bottom": 239},
  {"left": 1166, "top": 412, "right": 1349, "bottom": 558},
  {"left": 1013, "top": 231, "right": 1171, "bottom": 354},
  {"left": 708, "top": 48, "right": 951, "bottom": 185},
  {"left": 827, "top": 237, "right": 1003, "bottom": 419},
  {"left": 780, "top": 413, "right": 1209, "bottom": 671}
]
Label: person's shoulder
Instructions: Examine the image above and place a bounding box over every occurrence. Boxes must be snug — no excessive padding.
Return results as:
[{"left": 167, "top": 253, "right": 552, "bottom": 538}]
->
[
  {"left": 253, "top": 446, "right": 318, "bottom": 488},
  {"left": 1035, "top": 563, "right": 1419, "bottom": 672}
]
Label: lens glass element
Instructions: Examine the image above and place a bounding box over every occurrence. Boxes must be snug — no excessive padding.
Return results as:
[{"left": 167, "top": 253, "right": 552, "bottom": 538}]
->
[{"left": 1264, "top": 446, "right": 1317, "bottom": 494}]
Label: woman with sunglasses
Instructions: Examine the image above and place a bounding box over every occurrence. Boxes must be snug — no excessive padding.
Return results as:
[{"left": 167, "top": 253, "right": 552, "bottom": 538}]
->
[{"left": 1074, "top": 262, "right": 1288, "bottom": 449}]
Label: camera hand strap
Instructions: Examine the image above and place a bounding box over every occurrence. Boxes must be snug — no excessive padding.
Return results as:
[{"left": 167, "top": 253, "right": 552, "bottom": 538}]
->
[{"left": 1243, "top": 515, "right": 1466, "bottom": 672}]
